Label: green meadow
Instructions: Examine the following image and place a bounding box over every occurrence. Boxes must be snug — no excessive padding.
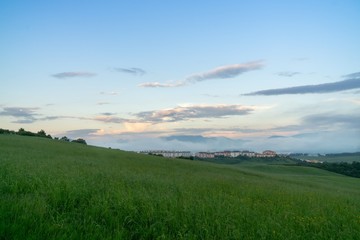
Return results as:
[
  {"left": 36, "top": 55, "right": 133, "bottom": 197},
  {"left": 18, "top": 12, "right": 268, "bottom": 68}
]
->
[{"left": 1, "top": 135, "right": 360, "bottom": 239}]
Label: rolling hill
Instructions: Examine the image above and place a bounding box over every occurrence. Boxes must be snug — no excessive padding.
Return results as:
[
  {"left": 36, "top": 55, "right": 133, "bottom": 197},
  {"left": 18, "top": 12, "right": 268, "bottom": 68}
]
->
[{"left": 1, "top": 135, "right": 359, "bottom": 239}]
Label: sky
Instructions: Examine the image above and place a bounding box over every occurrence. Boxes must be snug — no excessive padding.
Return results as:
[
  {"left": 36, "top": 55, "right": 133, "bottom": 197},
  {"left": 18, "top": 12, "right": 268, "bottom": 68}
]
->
[{"left": 1, "top": 0, "right": 359, "bottom": 153}]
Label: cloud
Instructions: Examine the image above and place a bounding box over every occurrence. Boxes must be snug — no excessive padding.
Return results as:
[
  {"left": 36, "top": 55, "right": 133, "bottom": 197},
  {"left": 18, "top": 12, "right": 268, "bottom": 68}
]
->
[
  {"left": 114, "top": 67, "right": 146, "bottom": 76},
  {"left": 100, "top": 91, "right": 118, "bottom": 96},
  {"left": 100, "top": 112, "right": 116, "bottom": 116},
  {"left": 162, "top": 135, "right": 212, "bottom": 143},
  {"left": 97, "top": 102, "right": 111, "bottom": 105},
  {"left": 0, "top": 107, "right": 40, "bottom": 123},
  {"left": 135, "top": 104, "right": 254, "bottom": 123},
  {"left": 343, "top": 72, "right": 360, "bottom": 79},
  {"left": 187, "top": 61, "right": 264, "bottom": 82},
  {"left": 52, "top": 72, "right": 96, "bottom": 79},
  {"left": 276, "top": 71, "right": 300, "bottom": 77},
  {"left": 202, "top": 94, "right": 221, "bottom": 98},
  {"left": 62, "top": 129, "right": 100, "bottom": 138},
  {"left": 81, "top": 110, "right": 360, "bottom": 153},
  {"left": 244, "top": 74, "right": 360, "bottom": 96},
  {"left": 139, "top": 61, "right": 263, "bottom": 88},
  {"left": 0, "top": 106, "right": 97, "bottom": 124},
  {"left": 138, "top": 81, "right": 186, "bottom": 88},
  {"left": 302, "top": 112, "right": 360, "bottom": 130},
  {"left": 268, "top": 135, "right": 287, "bottom": 139},
  {"left": 270, "top": 112, "right": 360, "bottom": 135},
  {"left": 93, "top": 115, "right": 127, "bottom": 123}
]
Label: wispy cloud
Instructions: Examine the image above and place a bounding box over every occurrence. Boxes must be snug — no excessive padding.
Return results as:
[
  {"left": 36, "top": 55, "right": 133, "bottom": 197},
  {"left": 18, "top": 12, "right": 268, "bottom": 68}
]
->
[
  {"left": 93, "top": 115, "right": 127, "bottom": 123},
  {"left": 100, "top": 112, "right": 116, "bottom": 116},
  {"left": 135, "top": 104, "right": 255, "bottom": 123},
  {"left": 139, "top": 61, "right": 263, "bottom": 88},
  {"left": 114, "top": 67, "right": 146, "bottom": 76},
  {"left": 52, "top": 72, "right": 97, "bottom": 79},
  {"left": 187, "top": 61, "right": 264, "bottom": 82},
  {"left": 276, "top": 71, "right": 300, "bottom": 77},
  {"left": 100, "top": 91, "right": 118, "bottom": 96},
  {"left": 244, "top": 72, "right": 360, "bottom": 96},
  {"left": 0, "top": 107, "right": 73, "bottom": 124},
  {"left": 97, "top": 102, "right": 111, "bottom": 105},
  {"left": 138, "top": 81, "right": 186, "bottom": 88},
  {"left": 202, "top": 94, "right": 221, "bottom": 98}
]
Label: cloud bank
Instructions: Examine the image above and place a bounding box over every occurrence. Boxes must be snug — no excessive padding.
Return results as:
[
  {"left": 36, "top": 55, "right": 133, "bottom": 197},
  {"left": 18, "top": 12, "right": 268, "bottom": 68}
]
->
[
  {"left": 244, "top": 74, "right": 360, "bottom": 96},
  {"left": 52, "top": 72, "right": 96, "bottom": 78}
]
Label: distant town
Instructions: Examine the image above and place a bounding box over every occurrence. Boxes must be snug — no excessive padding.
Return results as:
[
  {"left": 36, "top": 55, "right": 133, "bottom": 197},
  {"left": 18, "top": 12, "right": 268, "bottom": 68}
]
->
[{"left": 140, "top": 150, "right": 277, "bottom": 159}]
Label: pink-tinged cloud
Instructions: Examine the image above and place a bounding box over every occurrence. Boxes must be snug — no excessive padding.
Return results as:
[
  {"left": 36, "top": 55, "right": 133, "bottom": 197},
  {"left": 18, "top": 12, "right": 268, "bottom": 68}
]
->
[{"left": 52, "top": 72, "right": 97, "bottom": 79}]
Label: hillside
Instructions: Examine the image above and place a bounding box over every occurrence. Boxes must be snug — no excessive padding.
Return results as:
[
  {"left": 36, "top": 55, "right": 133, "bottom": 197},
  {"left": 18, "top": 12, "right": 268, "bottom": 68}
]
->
[{"left": 1, "top": 135, "right": 360, "bottom": 239}]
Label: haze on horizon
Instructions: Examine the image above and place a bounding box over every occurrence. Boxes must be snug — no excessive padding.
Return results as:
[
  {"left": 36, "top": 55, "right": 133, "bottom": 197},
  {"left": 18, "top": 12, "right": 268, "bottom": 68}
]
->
[{"left": 1, "top": 0, "right": 359, "bottom": 153}]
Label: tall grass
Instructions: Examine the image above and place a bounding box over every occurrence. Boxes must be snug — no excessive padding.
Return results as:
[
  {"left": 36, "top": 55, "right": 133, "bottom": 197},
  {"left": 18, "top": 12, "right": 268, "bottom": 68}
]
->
[{"left": 1, "top": 135, "right": 360, "bottom": 239}]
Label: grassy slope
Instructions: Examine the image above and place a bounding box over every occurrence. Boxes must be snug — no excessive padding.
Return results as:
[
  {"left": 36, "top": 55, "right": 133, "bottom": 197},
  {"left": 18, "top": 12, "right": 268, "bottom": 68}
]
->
[{"left": 1, "top": 135, "right": 360, "bottom": 239}]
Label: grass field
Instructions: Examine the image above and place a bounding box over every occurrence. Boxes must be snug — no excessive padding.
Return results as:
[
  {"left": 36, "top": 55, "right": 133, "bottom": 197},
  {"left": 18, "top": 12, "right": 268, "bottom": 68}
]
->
[{"left": 1, "top": 135, "right": 360, "bottom": 239}]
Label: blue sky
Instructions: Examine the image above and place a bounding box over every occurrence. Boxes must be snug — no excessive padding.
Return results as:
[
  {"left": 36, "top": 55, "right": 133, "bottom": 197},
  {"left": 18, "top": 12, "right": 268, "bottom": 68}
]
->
[{"left": 1, "top": 0, "right": 359, "bottom": 153}]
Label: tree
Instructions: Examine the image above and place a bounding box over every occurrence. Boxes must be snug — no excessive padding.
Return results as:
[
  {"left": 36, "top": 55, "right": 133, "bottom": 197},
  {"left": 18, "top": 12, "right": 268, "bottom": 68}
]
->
[
  {"left": 17, "top": 128, "right": 36, "bottom": 136},
  {"left": 37, "top": 130, "right": 47, "bottom": 137},
  {"left": 60, "top": 136, "right": 70, "bottom": 142},
  {"left": 72, "top": 138, "right": 87, "bottom": 145},
  {"left": 18, "top": 128, "right": 25, "bottom": 134}
]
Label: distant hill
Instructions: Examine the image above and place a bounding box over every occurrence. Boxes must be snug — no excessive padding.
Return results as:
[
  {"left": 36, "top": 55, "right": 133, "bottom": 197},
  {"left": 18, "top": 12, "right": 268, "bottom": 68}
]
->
[
  {"left": 325, "top": 152, "right": 360, "bottom": 157},
  {"left": 294, "top": 153, "right": 360, "bottom": 163},
  {"left": 1, "top": 134, "right": 360, "bottom": 239}
]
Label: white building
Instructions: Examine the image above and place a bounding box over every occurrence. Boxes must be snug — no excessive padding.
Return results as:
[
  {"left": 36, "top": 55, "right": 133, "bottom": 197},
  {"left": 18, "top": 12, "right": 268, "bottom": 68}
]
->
[
  {"left": 195, "top": 152, "right": 215, "bottom": 158},
  {"left": 140, "top": 150, "right": 191, "bottom": 158}
]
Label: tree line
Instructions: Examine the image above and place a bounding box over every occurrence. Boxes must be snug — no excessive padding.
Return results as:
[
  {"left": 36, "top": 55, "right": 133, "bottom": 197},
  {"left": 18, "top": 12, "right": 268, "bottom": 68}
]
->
[{"left": 0, "top": 128, "right": 87, "bottom": 145}]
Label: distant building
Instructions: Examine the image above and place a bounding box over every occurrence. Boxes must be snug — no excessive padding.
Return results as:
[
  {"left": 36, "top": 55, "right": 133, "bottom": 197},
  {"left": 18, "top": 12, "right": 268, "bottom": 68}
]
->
[
  {"left": 230, "top": 151, "right": 241, "bottom": 158},
  {"left": 304, "top": 159, "right": 323, "bottom": 164},
  {"left": 256, "top": 150, "right": 277, "bottom": 157},
  {"left": 240, "top": 150, "right": 256, "bottom": 157},
  {"left": 140, "top": 150, "right": 191, "bottom": 158},
  {"left": 213, "top": 151, "right": 232, "bottom": 157},
  {"left": 196, "top": 152, "right": 215, "bottom": 158},
  {"left": 195, "top": 150, "right": 258, "bottom": 158}
]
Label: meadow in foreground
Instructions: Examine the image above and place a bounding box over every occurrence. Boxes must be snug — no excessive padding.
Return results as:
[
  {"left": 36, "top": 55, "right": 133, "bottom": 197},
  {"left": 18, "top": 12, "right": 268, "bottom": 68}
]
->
[{"left": 1, "top": 135, "right": 360, "bottom": 239}]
